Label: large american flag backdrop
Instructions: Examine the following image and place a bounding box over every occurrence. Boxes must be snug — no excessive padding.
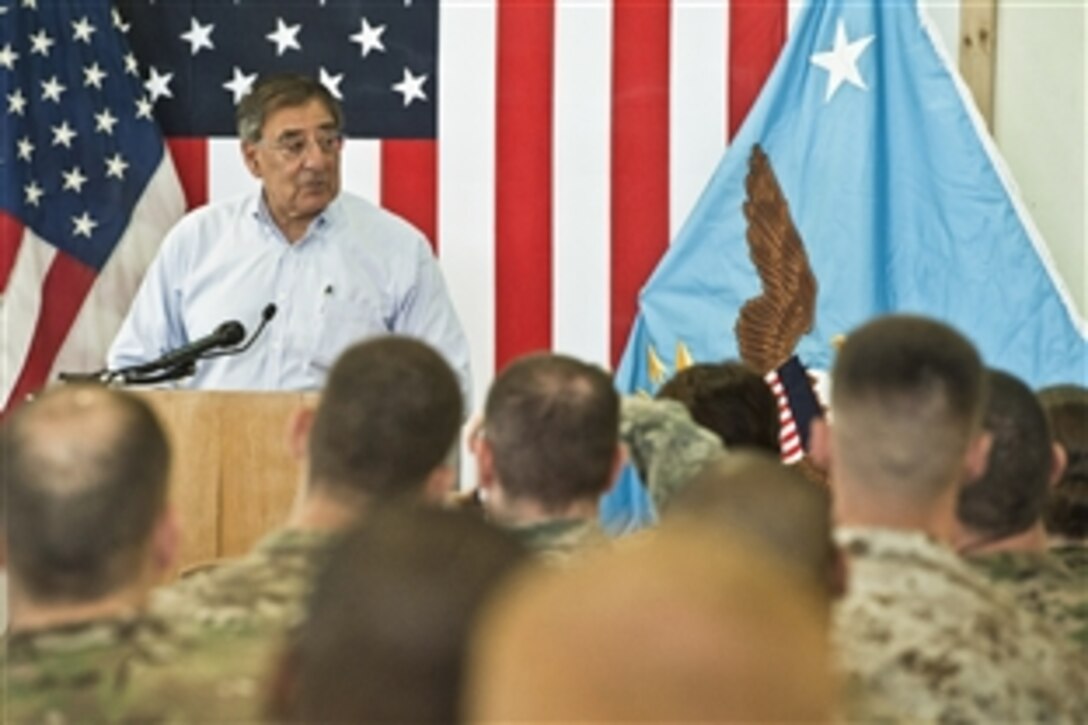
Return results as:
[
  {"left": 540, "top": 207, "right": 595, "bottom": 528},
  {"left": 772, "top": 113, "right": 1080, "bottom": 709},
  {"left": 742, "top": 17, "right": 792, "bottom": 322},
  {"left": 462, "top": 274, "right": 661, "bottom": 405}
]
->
[{"left": 2, "top": 0, "right": 961, "bottom": 413}]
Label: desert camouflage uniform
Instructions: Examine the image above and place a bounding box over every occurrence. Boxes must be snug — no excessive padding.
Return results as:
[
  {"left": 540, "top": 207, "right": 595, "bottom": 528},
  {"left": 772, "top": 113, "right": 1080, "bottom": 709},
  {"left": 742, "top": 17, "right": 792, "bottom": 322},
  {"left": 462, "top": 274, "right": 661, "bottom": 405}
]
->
[
  {"left": 1, "top": 611, "right": 265, "bottom": 723},
  {"left": 151, "top": 527, "right": 338, "bottom": 634},
  {"left": 1051, "top": 543, "right": 1088, "bottom": 577},
  {"left": 503, "top": 397, "right": 723, "bottom": 562},
  {"left": 969, "top": 550, "right": 1088, "bottom": 648},
  {"left": 834, "top": 527, "right": 1088, "bottom": 723}
]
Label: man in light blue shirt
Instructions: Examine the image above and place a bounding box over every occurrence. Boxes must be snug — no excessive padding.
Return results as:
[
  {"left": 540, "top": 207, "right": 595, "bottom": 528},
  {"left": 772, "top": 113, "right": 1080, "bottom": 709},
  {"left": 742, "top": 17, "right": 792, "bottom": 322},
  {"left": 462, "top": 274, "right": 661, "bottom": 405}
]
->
[{"left": 108, "top": 73, "right": 470, "bottom": 399}]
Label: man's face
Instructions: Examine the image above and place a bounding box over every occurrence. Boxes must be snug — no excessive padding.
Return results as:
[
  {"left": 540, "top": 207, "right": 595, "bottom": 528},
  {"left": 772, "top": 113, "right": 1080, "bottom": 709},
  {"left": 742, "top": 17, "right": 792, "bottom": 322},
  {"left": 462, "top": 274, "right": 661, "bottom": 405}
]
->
[{"left": 242, "top": 98, "right": 342, "bottom": 232}]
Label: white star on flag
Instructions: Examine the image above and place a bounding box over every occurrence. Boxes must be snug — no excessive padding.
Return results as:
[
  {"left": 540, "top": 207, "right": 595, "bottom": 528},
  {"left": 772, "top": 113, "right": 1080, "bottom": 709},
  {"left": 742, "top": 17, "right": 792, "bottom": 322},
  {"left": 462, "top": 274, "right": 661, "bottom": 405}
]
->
[
  {"left": 83, "top": 62, "right": 107, "bottom": 89},
  {"left": 181, "top": 16, "right": 215, "bottom": 55},
  {"left": 8, "top": 87, "right": 27, "bottom": 115},
  {"left": 135, "top": 95, "right": 154, "bottom": 119},
  {"left": 16, "top": 136, "right": 34, "bottom": 161},
  {"left": 224, "top": 66, "right": 257, "bottom": 104},
  {"left": 319, "top": 66, "right": 344, "bottom": 100},
  {"left": 71, "top": 16, "right": 96, "bottom": 44},
  {"left": 392, "top": 67, "right": 427, "bottom": 107},
  {"left": 350, "top": 17, "right": 385, "bottom": 58},
  {"left": 0, "top": 42, "right": 18, "bottom": 69},
  {"left": 29, "top": 28, "right": 54, "bottom": 56},
  {"left": 62, "top": 165, "right": 88, "bottom": 193},
  {"left": 72, "top": 211, "right": 99, "bottom": 238},
  {"left": 124, "top": 52, "right": 139, "bottom": 76},
  {"left": 94, "top": 108, "right": 118, "bottom": 134},
  {"left": 51, "top": 121, "right": 77, "bottom": 148},
  {"left": 267, "top": 17, "right": 302, "bottom": 56},
  {"left": 112, "top": 7, "right": 130, "bottom": 33},
  {"left": 105, "top": 153, "right": 129, "bottom": 180},
  {"left": 40, "top": 75, "right": 66, "bottom": 103},
  {"left": 145, "top": 66, "right": 174, "bottom": 102},
  {"left": 24, "top": 181, "right": 44, "bottom": 207},
  {"left": 810, "top": 18, "right": 875, "bottom": 103}
]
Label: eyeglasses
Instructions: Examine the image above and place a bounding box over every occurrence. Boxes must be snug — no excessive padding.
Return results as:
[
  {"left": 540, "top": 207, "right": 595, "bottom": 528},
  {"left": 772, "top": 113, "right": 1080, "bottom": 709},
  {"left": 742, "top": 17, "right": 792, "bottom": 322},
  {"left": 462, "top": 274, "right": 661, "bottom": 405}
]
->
[{"left": 263, "top": 130, "right": 344, "bottom": 161}]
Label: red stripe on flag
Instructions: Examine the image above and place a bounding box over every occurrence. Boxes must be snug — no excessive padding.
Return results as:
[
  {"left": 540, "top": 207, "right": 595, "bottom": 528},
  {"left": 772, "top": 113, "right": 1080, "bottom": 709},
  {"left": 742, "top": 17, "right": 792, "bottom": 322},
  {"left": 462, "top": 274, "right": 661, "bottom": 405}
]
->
[
  {"left": 728, "top": 1, "right": 787, "bottom": 140},
  {"left": 0, "top": 211, "right": 24, "bottom": 294},
  {"left": 4, "top": 253, "right": 97, "bottom": 412},
  {"left": 166, "top": 137, "right": 209, "bottom": 210},
  {"left": 495, "top": 0, "right": 555, "bottom": 370},
  {"left": 610, "top": 0, "right": 671, "bottom": 366},
  {"left": 381, "top": 139, "right": 439, "bottom": 253}
]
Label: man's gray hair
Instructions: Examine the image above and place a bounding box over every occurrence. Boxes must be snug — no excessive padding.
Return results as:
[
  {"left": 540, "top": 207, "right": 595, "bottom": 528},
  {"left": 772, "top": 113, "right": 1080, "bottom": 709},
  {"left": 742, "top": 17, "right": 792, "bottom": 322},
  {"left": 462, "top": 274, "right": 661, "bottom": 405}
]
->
[{"left": 236, "top": 73, "right": 344, "bottom": 143}]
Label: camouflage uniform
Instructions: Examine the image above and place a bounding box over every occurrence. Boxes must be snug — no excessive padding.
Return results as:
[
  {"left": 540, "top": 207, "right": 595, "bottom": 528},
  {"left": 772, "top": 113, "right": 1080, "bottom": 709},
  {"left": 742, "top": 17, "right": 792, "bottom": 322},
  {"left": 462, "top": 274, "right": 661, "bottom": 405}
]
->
[
  {"left": 502, "top": 397, "right": 723, "bottom": 561},
  {"left": 969, "top": 549, "right": 1088, "bottom": 648},
  {"left": 1, "top": 611, "right": 265, "bottom": 722},
  {"left": 151, "top": 527, "right": 338, "bottom": 634},
  {"left": 1051, "top": 543, "right": 1088, "bottom": 577},
  {"left": 834, "top": 527, "right": 1088, "bottom": 723}
]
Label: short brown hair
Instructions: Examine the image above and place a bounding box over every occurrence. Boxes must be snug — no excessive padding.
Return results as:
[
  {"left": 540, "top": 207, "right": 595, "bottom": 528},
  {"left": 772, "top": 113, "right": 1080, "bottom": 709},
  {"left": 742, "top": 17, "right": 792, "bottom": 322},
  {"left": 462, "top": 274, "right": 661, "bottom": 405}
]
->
[
  {"left": 236, "top": 73, "right": 343, "bottom": 142},
  {"left": 484, "top": 354, "right": 619, "bottom": 511}
]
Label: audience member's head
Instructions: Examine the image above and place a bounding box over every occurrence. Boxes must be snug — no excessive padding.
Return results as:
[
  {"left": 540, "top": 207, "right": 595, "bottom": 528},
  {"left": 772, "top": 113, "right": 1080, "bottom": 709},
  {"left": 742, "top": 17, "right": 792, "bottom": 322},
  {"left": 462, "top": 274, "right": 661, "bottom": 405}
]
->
[
  {"left": 1038, "top": 384, "right": 1088, "bottom": 540},
  {"left": 955, "top": 369, "right": 1064, "bottom": 552},
  {"left": 467, "top": 526, "right": 834, "bottom": 721},
  {"left": 475, "top": 353, "right": 621, "bottom": 519},
  {"left": 667, "top": 450, "right": 843, "bottom": 603},
  {"left": 657, "top": 361, "right": 780, "bottom": 453},
  {"left": 0, "top": 386, "right": 173, "bottom": 622},
  {"left": 816, "top": 315, "right": 989, "bottom": 526},
  {"left": 270, "top": 505, "right": 528, "bottom": 722},
  {"left": 307, "top": 336, "right": 463, "bottom": 504}
]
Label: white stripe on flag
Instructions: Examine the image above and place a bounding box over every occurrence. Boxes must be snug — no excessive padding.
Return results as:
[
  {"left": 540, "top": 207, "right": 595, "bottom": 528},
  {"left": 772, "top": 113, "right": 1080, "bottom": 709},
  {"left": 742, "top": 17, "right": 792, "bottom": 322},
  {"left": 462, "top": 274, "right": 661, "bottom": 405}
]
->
[
  {"left": 670, "top": 0, "right": 728, "bottom": 241},
  {"left": 553, "top": 0, "right": 612, "bottom": 369},
  {"left": 438, "top": 0, "right": 498, "bottom": 417}
]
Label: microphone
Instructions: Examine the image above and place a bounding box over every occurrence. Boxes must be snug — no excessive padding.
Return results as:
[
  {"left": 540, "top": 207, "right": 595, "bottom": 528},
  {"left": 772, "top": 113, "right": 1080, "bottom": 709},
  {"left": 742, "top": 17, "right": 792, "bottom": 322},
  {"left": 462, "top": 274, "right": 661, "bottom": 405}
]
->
[
  {"left": 126, "top": 320, "right": 246, "bottom": 376},
  {"left": 200, "top": 303, "right": 278, "bottom": 360}
]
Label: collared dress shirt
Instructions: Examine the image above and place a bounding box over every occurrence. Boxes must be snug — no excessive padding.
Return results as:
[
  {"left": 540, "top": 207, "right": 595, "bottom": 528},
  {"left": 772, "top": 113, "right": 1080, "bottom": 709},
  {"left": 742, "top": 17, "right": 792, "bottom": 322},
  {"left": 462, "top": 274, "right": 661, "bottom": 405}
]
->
[{"left": 108, "top": 192, "right": 471, "bottom": 400}]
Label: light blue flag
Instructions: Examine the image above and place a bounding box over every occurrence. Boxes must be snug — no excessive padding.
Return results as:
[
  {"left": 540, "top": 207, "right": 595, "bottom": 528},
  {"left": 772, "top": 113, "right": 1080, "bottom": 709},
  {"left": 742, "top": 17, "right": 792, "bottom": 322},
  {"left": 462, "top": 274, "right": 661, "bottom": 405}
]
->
[{"left": 603, "top": 0, "right": 1088, "bottom": 533}]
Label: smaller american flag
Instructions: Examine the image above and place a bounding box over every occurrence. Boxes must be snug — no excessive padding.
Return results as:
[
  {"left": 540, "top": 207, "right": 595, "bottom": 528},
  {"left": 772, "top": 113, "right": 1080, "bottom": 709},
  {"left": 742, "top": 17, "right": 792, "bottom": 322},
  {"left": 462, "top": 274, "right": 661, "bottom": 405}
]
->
[{"left": 1, "top": 0, "right": 184, "bottom": 411}]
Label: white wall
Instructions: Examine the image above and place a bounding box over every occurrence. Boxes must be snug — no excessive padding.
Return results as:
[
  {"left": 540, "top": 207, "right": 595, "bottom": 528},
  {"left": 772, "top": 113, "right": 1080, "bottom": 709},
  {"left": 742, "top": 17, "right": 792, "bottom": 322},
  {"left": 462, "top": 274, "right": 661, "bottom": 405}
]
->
[{"left": 994, "top": 4, "right": 1086, "bottom": 321}]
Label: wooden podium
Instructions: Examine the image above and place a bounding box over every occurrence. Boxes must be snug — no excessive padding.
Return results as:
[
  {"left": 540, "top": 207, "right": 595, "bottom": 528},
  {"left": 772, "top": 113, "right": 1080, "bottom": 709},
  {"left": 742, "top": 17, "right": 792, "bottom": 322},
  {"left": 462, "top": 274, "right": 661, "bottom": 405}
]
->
[{"left": 135, "top": 390, "right": 316, "bottom": 574}]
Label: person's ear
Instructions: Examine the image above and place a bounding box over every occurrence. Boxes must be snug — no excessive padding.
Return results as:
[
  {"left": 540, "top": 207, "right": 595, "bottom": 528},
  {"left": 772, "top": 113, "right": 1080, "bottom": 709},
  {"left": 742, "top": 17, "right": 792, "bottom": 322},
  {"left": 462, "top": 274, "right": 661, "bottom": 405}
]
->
[
  {"left": 241, "top": 140, "right": 262, "bottom": 178},
  {"left": 963, "top": 430, "right": 994, "bottom": 484},
  {"left": 422, "top": 464, "right": 458, "bottom": 503},
  {"left": 808, "top": 418, "right": 832, "bottom": 472},
  {"left": 474, "top": 433, "right": 497, "bottom": 493},
  {"left": 1048, "top": 442, "right": 1068, "bottom": 488},
  {"left": 286, "top": 405, "right": 316, "bottom": 462},
  {"left": 601, "top": 444, "right": 628, "bottom": 495}
]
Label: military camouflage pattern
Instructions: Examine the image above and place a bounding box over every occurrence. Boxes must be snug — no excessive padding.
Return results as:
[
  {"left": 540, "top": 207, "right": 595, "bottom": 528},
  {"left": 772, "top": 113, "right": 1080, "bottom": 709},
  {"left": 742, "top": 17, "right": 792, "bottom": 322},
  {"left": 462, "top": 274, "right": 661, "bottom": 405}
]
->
[
  {"left": 1, "top": 612, "right": 266, "bottom": 722},
  {"left": 506, "top": 518, "right": 611, "bottom": 566},
  {"left": 969, "top": 549, "right": 1088, "bottom": 648},
  {"left": 834, "top": 527, "right": 1088, "bottom": 723},
  {"left": 619, "top": 396, "right": 725, "bottom": 513},
  {"left": 1051, "top": 543, "right": 1088, "bottom": 577},
  {"left": 151, "top": 527, "right": 338, "bottom": 634}
]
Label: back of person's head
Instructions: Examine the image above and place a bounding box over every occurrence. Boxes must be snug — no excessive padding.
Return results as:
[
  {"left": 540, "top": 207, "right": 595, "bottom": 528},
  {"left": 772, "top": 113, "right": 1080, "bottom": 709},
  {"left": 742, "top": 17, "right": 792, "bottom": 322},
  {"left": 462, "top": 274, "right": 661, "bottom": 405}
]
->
[
  {"left": 830, "top": 315, "right": 986, "bottom": 500},
  {"left": 0, "top": 386, "right": 170, "bottom": 604},
  {"left": 657, "top": 361, "right": 780, "bottom": 453},
  {"left": 308, "top": 336, "right": 462, "bottom": 501},
  {"left": 275, "top": 505, "right": 528, "bottom": 722},
  {"left": 467, "top": 526, "right": 834, "bottom": 721},
  {"left": 667, "top": 450, "right": 840, "bottom": 603},
  {"left": 482, "top": 353, "right": 619, "bottom": 511},
  {"left": 1038, "top": 384, "right": 1088, "bottom": 539},
  {"left": 957, "top": 369, "right": 1054, "bottom": 542}
]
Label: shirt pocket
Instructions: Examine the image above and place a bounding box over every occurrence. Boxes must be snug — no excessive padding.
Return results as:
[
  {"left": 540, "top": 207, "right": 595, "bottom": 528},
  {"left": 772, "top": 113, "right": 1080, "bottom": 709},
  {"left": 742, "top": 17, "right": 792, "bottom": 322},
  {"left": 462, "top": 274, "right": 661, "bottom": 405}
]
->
[{"left": 309, "top": 295, "right": 389, "bottom": 371}]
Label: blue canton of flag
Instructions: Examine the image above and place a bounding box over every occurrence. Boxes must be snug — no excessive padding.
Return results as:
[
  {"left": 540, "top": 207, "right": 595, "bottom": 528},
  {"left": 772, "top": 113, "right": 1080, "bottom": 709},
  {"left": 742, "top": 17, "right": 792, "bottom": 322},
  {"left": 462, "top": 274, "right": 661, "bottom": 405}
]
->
[
  {"left": 1, "top": 0, "right": 183, "bottom": 411},
  {"left": 603, "top": 0, "right": 1088, "bottom": 533},
  {"left": 1, "top": 0, "right": 161, "bottom": 270},
  {"left": 114, "top": 0, "right": 437, "bottom": 138}
]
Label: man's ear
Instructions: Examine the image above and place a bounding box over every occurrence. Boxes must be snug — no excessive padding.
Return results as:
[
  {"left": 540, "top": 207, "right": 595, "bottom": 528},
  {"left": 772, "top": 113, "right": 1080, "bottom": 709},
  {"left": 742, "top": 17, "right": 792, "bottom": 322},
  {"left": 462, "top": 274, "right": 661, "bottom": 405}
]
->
[
  {"left": 422, "top": 464, "right": 458, "bottom": 503},
  {"left": 241, "top": 140, "right": 262, "bottom": 178},
  {"left": 151, "top": 505, "right": 180, "bottom": 579},
  {"left": 1049, "top": 442, "right": 1068, "bottom": 488},
  {"left": 473, "top": 433, "right": 497, "bottom": 493},
  {"left": 286, "top": 405, "right": 316, "bottom": 462},
  {"left": 602, "top": 444, "right": 628, "bottom": 496},
  {"left": 808, "top": 418, "right": 832, "bottom": 472},
  {"left": 963, "top": 430, "right": 994, "bottom": 484}
]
